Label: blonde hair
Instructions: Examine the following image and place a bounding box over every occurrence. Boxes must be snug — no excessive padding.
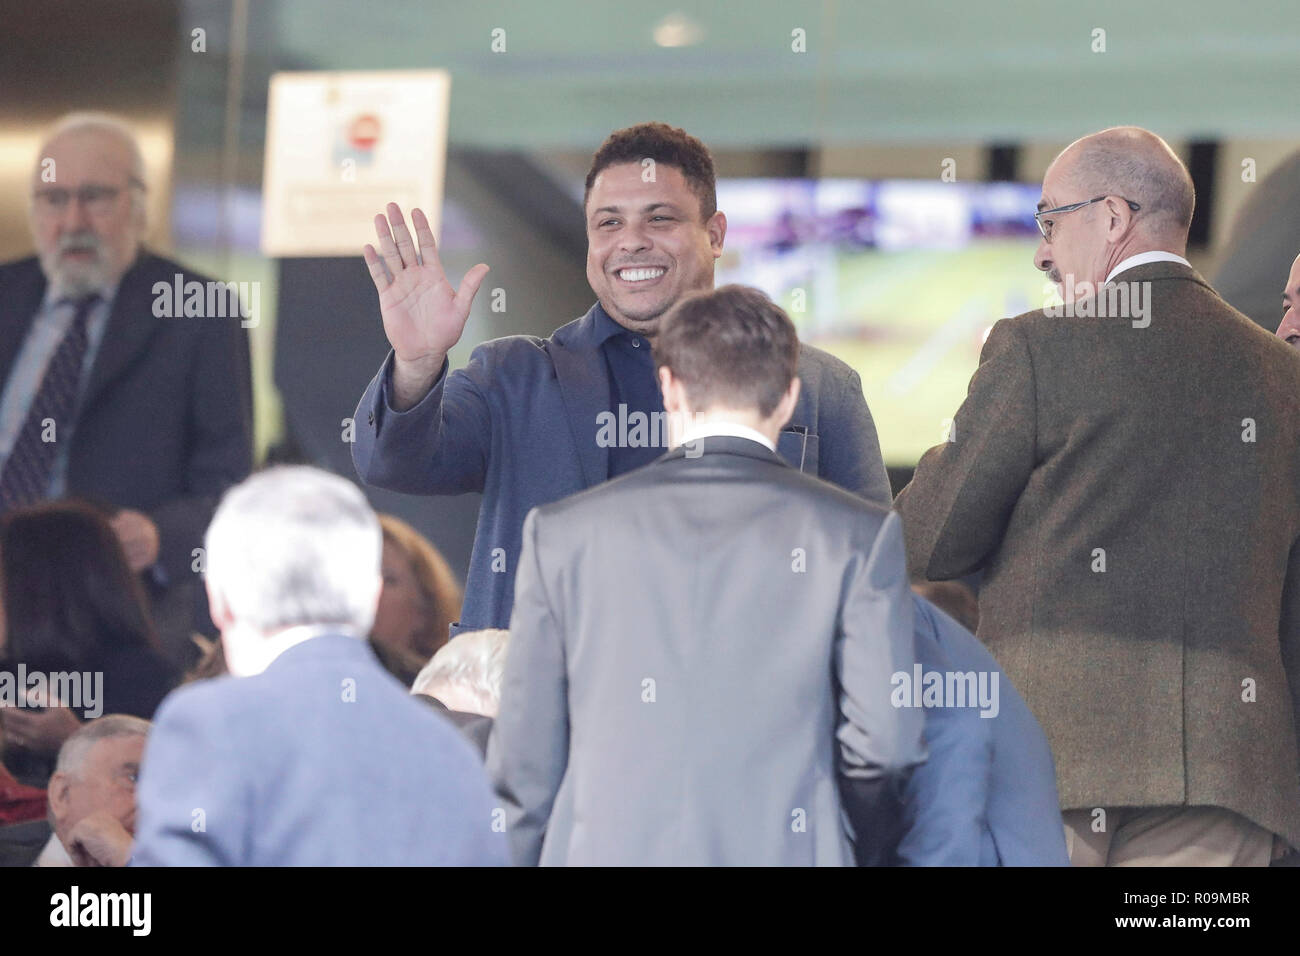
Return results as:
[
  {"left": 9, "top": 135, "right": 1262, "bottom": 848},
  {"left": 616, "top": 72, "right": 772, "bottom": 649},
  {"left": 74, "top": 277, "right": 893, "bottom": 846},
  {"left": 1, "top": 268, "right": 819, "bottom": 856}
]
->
[{"left": 412, "top": 628, "right": 510, "bottom": 715}]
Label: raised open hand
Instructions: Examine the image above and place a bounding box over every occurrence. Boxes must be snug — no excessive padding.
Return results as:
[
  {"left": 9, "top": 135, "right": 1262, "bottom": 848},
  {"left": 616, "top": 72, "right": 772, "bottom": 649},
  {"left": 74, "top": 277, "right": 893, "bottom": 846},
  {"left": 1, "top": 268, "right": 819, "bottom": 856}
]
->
[{"left": 363, "top": 204, "right": 489, "bottom": 366}]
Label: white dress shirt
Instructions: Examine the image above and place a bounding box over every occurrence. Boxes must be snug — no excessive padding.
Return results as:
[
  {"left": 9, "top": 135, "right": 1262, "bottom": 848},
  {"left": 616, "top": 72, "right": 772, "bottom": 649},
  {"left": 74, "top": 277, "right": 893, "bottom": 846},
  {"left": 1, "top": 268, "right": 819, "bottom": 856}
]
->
[
  {"left": 1105, "top": 251, "right": 1192, "bottom": 284},
  {"left": 677, "top": 419, "right": 775, "bottom": 452},
  {"left": 34, "top": 833, "right": 73, "bottom": 867}
]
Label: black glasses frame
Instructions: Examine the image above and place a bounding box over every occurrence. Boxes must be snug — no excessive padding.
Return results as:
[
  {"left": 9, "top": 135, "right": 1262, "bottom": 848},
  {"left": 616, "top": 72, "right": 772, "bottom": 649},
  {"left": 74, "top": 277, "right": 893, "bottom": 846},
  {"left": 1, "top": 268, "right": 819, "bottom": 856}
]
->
[{"left": 1035, "top": 195, "right": 1141, "bottom": 241}]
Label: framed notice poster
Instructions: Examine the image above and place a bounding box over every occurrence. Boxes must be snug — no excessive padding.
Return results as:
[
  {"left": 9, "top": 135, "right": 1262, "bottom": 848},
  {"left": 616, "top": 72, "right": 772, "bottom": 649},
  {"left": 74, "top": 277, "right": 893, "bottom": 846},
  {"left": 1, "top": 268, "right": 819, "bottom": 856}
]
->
[{"left": 261, "top": 69, "right": 451, "bottom": 256}]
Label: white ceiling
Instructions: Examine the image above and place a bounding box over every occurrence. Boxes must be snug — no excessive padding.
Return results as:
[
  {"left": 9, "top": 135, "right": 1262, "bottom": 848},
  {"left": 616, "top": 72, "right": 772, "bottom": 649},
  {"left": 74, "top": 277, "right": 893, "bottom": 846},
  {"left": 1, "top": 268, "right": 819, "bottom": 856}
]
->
[{"left": 253, "top": 0, "right": 1300, "bottom": 149}]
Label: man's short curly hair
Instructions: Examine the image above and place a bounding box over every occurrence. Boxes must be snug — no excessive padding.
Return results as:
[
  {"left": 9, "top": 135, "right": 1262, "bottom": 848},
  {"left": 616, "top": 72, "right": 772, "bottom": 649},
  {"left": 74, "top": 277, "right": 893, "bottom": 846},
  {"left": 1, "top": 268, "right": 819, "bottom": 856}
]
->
[{"left": 584, "top": 122, "right": 717, "bottom": 221}]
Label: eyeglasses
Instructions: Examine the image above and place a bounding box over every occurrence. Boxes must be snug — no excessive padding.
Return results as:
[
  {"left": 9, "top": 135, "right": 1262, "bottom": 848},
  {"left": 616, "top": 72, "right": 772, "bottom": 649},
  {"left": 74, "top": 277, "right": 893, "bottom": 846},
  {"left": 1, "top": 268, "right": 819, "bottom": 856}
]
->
[
  {"left": 1034, "top": 195, "right": 1141, "bottom": 242},
  {"left": 31, "top": 178, "right": 144, "bottom": 216}
]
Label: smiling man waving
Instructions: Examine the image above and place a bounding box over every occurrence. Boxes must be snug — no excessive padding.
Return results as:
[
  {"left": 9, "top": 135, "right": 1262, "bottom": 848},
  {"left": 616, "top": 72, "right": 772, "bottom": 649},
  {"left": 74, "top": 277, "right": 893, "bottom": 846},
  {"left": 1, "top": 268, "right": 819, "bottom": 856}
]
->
[{"left": 352, "top": 122, "right": 891, "bottom": 637}]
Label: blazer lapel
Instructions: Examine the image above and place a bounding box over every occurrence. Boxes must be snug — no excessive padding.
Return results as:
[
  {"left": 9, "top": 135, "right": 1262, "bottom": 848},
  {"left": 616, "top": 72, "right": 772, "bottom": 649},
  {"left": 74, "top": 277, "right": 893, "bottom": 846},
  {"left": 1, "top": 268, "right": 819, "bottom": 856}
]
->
[
  {"left": 0, "top": 258, "right": 48, "bottom": 389},
  {"left": 549, "top": 305, "right": 611, "bottom": 488},
  {"left": 81, "top": 253, "right": 165, "bottom": 411}
]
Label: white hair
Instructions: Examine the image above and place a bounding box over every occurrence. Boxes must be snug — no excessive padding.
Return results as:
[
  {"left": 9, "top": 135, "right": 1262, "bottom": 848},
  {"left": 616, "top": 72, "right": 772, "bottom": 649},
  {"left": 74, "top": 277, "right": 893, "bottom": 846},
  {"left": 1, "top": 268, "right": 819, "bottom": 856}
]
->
[
  {"left": 36, "top": 111, "right": 148, "bottom": 220},
  {"left": 412, "top": 629, "right": 510, "bottom": 714},
  {"left": 40, "top": 112, "right": 146, "bottom": 183},
  {"left": 54, "top": 715, "right": 150, "bottom": 777},
  {"left": 205, "top": 466, "right": 383, "bottom": 635}
]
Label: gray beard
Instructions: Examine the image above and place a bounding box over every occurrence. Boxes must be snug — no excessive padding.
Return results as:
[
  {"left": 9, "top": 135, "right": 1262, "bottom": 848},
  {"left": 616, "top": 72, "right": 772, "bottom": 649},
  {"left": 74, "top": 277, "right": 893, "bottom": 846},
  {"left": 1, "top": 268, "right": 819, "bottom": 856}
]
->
[{"left": 40, "top": 251, "right": 111, "bottom": 300}]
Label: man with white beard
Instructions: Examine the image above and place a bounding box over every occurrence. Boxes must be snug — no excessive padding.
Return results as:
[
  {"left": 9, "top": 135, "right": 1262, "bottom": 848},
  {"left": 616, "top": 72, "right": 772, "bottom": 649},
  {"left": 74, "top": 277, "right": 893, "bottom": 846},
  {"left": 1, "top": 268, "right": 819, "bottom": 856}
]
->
[{"left": 0, "top": 112, "right": 252, "bottom": 668}]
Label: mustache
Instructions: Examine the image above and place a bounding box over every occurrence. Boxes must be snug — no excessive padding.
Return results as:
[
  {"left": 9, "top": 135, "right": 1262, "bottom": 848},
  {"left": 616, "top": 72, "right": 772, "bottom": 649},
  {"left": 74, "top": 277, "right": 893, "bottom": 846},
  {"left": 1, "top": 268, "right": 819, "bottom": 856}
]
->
[
  {"left": 57, "top": 233, "right": 103, "bottom": 256},
  {"left": 1047, "top": 268, "right": 1062, "bottom": 285}
]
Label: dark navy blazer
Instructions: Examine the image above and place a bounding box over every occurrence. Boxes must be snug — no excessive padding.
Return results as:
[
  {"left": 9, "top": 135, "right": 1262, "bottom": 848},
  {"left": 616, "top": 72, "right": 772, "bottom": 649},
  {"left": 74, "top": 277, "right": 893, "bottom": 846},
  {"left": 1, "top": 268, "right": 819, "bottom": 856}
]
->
[
  {"left": 352, "top": 302, "right": 892, "bottom": 635},
  {"left": 0, "top": 253, "right": 252, "bottom": 586}
]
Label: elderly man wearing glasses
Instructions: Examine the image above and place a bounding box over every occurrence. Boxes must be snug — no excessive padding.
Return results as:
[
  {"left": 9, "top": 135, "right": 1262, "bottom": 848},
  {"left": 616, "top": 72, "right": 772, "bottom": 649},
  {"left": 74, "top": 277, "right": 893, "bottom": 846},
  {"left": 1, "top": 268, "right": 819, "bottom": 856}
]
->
[
  {"left": 0, "top": 113, "right": 252, "bottom": 669},
  {"left": 897, "top": 126, "right": 1300, "bottom": 867}
]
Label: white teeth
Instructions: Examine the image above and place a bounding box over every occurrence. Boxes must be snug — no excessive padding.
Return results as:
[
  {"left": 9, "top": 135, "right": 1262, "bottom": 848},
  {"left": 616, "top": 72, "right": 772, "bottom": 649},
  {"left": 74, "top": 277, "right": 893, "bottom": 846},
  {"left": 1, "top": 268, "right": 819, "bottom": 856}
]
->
[{"left": 618, "top": 268, "right": 665, "bottom": 282}]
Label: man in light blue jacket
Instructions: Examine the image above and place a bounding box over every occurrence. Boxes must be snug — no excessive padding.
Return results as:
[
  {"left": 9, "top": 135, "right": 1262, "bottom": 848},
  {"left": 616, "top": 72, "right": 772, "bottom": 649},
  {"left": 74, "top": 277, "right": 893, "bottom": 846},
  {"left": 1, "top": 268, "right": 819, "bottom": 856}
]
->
[{"left": 899, "top": 595, "right": 1069, "bottom": 866}]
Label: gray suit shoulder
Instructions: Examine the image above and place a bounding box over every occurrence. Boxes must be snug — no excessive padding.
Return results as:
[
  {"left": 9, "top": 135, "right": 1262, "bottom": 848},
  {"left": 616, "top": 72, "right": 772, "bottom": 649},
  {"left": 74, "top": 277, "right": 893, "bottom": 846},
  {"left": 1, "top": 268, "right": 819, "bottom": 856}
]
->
[
  {"left": 777, "top": 461, "right": 895, "bottom": 528},
  {"left": 531, "top": 449, "right": 891, "bottom": 535},
  {"left": 796, "top": 340, "right": 860, "bottom": 387}
]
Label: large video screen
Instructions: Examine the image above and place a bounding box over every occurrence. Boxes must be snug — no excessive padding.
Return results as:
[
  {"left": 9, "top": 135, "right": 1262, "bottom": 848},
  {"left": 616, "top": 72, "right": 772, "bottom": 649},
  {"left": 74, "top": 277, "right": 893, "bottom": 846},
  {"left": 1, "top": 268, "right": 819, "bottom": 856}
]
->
[{"left": 714, "top": 178, "right": 1050, "bottom": 465}]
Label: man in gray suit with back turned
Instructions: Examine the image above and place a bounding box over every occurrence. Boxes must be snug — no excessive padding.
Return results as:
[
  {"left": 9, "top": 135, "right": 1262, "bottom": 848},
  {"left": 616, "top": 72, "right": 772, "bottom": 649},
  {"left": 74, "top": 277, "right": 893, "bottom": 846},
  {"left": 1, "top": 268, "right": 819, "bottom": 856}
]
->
[
  {"left": 488, "top": 284, "right": 925, "bottom": 866},
  {"left": 897, "top": 126, "right": 1300, "bottom": 865},
  {"left": 132, "top": 467, "right": 507, "bottom": 866}
]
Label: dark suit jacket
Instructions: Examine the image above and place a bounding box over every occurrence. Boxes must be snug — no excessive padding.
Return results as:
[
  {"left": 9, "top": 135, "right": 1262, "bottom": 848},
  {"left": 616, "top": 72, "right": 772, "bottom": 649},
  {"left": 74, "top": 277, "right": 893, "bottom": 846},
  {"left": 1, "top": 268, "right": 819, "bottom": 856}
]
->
[
  {"left": 0, "top": 643, "right": 180, "bottom": 789},
  {"left": 896, "top": 260, "right": 1300, "bottom": 848},
  {"left": 352, "top": 303, "right": 892, "bottom": 637},
  {"left": 900, "top": 595, "right": 1069, "bottom": 866},
  {"left": 131, "top": 633, "right": 509, "bottom": 866},
  {"left": 0, "top": 819, "right": 50, "bottom": 868},
  {"left": 488, "top": 436, "right": 925, "bottom": 866},
  {"left": 0, "top": 251, "right": 253, "bottom": 597},
  {"left": 416, "top": 695, "right": 493, "bottom": 758}
]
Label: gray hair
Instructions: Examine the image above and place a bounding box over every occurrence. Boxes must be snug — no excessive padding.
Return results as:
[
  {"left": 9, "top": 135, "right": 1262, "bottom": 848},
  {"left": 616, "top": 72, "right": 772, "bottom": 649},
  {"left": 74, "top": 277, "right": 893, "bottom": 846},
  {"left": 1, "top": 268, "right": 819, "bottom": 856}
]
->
[
  {"left": 1059, "top": 126, "right": 1195, "bottom": 240},
  {"left": 204, "top": 466, "right": 383, "bottom": 635},
  {"left": 412, "top": 628, "right": 510, "bottom": 714},
  {"left": 35, "top": 111, "right": 148, "bottom": 221},
  {"left": 54, "top": 715, "right": 151, "bottom": 777}
]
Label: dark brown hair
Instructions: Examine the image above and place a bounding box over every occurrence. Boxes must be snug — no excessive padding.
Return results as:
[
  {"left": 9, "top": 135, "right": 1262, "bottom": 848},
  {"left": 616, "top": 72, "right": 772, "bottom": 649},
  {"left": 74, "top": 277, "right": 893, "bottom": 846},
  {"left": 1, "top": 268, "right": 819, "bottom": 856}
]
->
[
  {"left": 584, "top": 122, "right": 717, "bottom": 221},
  {"left": 0, "top": 501, "right": 159, "bottom": 671},
  {"left": 653, "top": 284, "right": 799, "bottom": 417}
]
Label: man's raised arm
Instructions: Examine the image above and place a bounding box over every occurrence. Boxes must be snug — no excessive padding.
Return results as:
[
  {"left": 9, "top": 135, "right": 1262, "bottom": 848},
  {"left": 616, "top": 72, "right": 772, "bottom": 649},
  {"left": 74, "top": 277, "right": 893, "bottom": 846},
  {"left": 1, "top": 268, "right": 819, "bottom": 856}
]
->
[{"left": 352, "top": 203, "right": 493, "bottom": 494}]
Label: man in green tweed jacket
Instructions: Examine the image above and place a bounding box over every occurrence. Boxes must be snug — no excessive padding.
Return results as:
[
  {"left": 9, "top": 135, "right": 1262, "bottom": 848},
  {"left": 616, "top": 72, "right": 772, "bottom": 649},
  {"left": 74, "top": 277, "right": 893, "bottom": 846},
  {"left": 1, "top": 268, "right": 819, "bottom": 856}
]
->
[{"left": 897, "top": 126, "right": 1300, "bottom": 866}]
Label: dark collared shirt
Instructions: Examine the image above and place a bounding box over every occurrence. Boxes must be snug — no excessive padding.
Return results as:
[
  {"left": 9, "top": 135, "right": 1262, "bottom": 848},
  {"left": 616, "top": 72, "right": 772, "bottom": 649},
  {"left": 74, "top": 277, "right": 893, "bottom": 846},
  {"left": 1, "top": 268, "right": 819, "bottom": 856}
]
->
[{"left": 593, "top": 303, "right": 665, "bottom": 478}]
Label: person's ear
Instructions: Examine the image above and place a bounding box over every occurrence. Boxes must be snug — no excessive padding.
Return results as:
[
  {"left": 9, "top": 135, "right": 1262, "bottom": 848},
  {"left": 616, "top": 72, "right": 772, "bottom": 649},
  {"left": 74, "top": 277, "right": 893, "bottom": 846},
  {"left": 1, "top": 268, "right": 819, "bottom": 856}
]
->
[
  {"left": 48, "top": 772, "right": 73, "bottom": 821},
  {"left": 1105, "top": 196, "right": 1135, "bottom": 242},
  {"left": 205, "top": 582, "right": 233, "bottom": 633},
  {"left": 659, "top": 367, "right": 684, "bottom": 413},
  {"left": 773, "top": 376, "right": 802, "bottom": 430},
  {"left": 707, "top": 211, "right": 727, "bottom": 257}
]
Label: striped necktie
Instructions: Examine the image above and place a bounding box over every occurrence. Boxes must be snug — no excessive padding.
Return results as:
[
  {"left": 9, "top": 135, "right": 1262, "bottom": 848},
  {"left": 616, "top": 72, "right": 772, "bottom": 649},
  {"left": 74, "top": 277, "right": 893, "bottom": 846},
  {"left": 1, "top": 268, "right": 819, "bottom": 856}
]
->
[{"left": 0, "top": 294, "right": 100, "bottom": 512}]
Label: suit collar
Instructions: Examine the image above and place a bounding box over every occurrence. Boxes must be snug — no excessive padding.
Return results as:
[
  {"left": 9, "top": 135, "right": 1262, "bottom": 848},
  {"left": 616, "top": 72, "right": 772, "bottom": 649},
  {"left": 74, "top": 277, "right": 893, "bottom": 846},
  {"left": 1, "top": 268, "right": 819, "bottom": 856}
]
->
[
  {"left": 262, "top": 630, "right": 373, "bottom": 674},
  {"left": 549, "top": 303, "right": 612, "bottom": 486},
  {"left": 1105, "top": 251, "right": 1191, "bottom": 284},
  {"left": 659, "top": 433, "right": 790, "bottom": 467},
  {"left": 550, "top": 301, "right": 609, "bottom": 349},
  {"left": 588, "top": 300, "right": 632, "bottom": 346},
  {"left": 1103, "top": 258, "right": 1215, "bottom": 295},
  {"left": 0, "top": 257, "right": 50, "bottom": 389},
  {"left": 678, "top": 420, "right": 776, "bottom": 452}
]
